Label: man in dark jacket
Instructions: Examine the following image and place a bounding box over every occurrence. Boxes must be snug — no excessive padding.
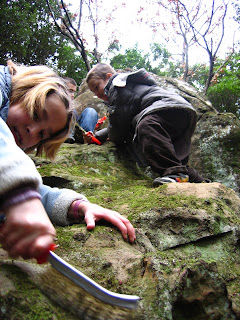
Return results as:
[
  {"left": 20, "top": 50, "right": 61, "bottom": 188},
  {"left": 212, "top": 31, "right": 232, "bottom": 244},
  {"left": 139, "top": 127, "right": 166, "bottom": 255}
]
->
[{"left": 86, "top": 63, "right": 206, "bottom": 187}]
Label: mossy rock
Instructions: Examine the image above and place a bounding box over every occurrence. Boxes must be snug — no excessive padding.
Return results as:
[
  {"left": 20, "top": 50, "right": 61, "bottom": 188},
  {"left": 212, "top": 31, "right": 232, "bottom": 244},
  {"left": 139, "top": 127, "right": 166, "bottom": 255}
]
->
[{"left": 1, "top": 142, "right": 240, "bottom": 319}]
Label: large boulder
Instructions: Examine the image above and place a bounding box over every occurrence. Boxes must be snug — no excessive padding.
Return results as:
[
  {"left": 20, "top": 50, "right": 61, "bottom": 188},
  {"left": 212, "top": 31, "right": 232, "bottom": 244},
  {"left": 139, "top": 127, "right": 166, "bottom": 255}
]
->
[
  {"left": 0, "top": 142, "right": 240, "bottom": 319},
  {"left": 1, "top": 75, "right": 240, "bottom": 319}
]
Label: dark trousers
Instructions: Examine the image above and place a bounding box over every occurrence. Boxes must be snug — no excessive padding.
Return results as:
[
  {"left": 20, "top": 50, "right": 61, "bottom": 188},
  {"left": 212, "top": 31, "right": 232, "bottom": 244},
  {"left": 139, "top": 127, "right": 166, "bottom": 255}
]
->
[{"left": 136, "top": 109, "right": 204, "bottom": 183}]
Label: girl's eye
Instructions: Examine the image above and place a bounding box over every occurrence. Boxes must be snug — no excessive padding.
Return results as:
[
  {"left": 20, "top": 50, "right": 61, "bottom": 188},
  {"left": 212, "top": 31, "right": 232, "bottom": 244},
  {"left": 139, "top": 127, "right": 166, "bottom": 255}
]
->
[
  {"left": 39, "top": 131, "right": 44, "bottom": 140},
  {"left": 33, "top": 111, "right": 39, "bottom": 120}
]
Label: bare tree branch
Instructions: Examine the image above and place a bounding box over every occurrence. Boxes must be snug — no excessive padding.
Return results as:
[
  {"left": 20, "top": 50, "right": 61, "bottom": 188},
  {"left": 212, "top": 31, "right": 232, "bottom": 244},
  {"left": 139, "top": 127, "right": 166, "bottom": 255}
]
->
[
  {"left": 77, "top": 0, "right": 84, "bottom": 31},
  {"left": 46, "top": 0, "right": 91, "bottom": 70}
]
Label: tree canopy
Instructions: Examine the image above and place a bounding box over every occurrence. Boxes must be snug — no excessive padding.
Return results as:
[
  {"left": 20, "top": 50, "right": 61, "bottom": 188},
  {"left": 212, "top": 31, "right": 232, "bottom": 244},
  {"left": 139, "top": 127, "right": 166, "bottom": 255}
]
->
[
  {"left": 0, "top": 0, "right": 239, "bottom": 115},
  {"left": 0, "top": 0, "right": 62, "bottom": 65}
]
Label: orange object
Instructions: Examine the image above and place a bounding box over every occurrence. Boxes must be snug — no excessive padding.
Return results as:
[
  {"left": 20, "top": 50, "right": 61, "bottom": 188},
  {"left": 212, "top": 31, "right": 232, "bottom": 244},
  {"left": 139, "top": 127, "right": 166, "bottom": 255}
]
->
[
  {"left": 85, "top": 131, "right": 101, "bottom": 145},
  {"left": 36, "top": 243, "right": 58, "bottom": 264},
  {"left": 95, "top": 116, "right": 107, "bottom": 130},
  {"left": 80, "top": 126, "right": 101, "bottom": 145},
  {"left": 176, "top": 176, "right": 189, "bottom": 183}
]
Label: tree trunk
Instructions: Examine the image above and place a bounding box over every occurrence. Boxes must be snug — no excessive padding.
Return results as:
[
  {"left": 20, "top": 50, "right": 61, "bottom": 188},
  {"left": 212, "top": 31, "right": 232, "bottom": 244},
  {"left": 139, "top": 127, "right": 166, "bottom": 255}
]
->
[{"left": 204, "top": 55, "right": 214, "bottom": 94}]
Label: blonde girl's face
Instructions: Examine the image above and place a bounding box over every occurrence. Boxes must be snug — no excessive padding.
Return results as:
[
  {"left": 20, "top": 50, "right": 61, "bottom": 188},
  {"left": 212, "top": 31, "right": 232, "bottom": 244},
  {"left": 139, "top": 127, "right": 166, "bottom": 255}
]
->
[{"left": 7, "top": 93, "right": 68, "bottom": 149}]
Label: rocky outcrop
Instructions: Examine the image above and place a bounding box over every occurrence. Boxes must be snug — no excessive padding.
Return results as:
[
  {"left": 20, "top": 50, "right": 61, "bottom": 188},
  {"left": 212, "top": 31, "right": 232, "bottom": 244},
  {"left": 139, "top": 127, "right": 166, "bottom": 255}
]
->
[
  {"left": 1, "top": 74, "right": 240, "bottom": 319},
  {"left": 0, "top": 141, "right": 239, "bottom": 319}
]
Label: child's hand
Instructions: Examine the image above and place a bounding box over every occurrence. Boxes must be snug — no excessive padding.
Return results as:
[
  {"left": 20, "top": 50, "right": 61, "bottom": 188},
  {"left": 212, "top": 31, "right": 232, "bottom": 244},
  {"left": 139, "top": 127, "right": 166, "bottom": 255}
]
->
[
  {"left": 83, "top": 132, "right": 101, "bottom": 145},
  {"left": 0, "top": 199, "right": 56, "bottom": 260},
  {"left": 71, "top": 201, "right": 136, "bottom": 243},
  {"left": 83, "top": 132, "right": 93, "bottom": 144}
]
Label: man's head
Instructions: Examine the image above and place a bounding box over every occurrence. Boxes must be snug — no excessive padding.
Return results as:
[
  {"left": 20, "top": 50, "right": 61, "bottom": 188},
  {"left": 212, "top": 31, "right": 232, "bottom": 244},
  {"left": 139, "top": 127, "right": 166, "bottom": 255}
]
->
[
  {"left": 86, "top": 63, "right": 116, "bottom": 101},
  {"left": 63, "top": 77, "right": 77, "bottom": 100}
]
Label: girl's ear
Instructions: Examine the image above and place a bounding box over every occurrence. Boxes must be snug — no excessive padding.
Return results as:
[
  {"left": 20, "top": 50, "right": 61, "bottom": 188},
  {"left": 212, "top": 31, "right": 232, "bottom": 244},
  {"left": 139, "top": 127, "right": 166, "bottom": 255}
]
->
[
  {"left": 106, "top": 73, "right": 112, "bottom": 79},
  {"left": 7, "top": 60, "right": 17, "bottom": 75}
]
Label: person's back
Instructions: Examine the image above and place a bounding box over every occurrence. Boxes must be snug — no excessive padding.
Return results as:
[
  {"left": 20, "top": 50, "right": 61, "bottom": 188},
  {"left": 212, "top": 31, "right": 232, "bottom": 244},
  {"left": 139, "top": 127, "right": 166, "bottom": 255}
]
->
[{"left": 87, "top": 63, "right": 208, "bottom": 186}]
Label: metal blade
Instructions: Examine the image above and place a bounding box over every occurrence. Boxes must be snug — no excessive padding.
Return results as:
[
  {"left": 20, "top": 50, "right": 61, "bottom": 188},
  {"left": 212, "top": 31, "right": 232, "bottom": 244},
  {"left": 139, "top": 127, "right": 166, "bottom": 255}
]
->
[{"left": 48, "top": 251, "right": 140, "bottom": 309}]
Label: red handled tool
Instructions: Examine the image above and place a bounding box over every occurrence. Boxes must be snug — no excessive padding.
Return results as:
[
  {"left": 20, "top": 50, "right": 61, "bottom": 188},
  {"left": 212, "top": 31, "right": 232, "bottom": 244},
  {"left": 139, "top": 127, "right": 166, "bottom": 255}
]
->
[
  {"left": 79, "top": 126, "right": 102, "bottom": 145},
  {"left": 36, "top": 244, "right": 140, "bottom": 309},
  {"left": 0, "top": 221, "right": 139, "bottom": 308},
  {"left": 95, "top": 116, "right": 107, "bottom": 130}
]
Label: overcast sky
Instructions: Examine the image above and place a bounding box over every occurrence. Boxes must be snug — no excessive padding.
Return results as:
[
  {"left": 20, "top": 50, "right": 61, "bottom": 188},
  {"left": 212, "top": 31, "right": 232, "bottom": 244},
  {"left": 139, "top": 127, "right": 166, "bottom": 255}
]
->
[{"left": 68, "top": 0, "right": 239, "bottom": 65}]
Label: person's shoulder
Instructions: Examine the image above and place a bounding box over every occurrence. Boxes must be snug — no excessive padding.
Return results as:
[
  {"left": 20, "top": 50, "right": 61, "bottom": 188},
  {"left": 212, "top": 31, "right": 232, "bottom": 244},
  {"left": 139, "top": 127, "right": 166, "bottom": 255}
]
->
[{"left": 127, "top": 69, "right": 157, "bottom": 86}]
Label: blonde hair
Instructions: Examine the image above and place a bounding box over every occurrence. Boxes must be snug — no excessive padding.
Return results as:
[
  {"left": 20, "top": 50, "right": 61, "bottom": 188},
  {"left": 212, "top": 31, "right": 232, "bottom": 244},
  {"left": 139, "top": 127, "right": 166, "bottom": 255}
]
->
[
  {"left": 86, "top": 63, "right": 116, "bottom": 84},
  {"left": 8, "top": 60, "right": 75, "bottom": 160}
]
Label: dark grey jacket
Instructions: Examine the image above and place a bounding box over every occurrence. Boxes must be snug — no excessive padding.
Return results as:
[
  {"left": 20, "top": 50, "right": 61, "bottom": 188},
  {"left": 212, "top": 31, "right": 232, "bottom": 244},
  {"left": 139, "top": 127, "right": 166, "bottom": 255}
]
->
[{"left": 96, "top": 68, "right": 197, "bottom": 146}]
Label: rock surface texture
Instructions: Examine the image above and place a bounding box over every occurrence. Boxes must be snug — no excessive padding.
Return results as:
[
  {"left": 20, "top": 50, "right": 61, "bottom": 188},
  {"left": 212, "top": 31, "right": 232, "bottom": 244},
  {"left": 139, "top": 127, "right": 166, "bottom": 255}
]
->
[{"left": 1, "top": 74, "right": 240, "bottom": 320}]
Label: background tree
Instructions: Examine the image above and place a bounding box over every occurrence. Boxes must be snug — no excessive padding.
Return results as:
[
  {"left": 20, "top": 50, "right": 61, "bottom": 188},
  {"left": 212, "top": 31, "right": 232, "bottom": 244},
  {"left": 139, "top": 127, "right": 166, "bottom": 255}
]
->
[
  {"left": 207, "top": 52, "right": 240, "bottom": 116},
  {"left": 0, "top": 0, "right": 61, "bottom": 65},
  {"left": 206, "top": 3, "right": 240, "bottom": 117},
  {"left": 187, "top": 63, "right": 209, "bottom": 90},
  {"left": 149, "top": 43, "right": 184, "bottom": 78},
  {"left": 54, "top": 40, "right": 95, "bottom": 84},
  {"left": 110, "top": 44, "right": 152, "bottom": 71},
  {"left": 233, "top": 1, "right": 240, "bottom": 25},
  {"left": 185, "top": 0, "right": 229, "bottom": 93},
  {"left": 46, "top": 0, "right": 91, "bottom": 70},
  {"left": 139, "top": 0, "right": 233, "bottom": 93},
  {"left": 152, "top": 0, "right": 201, "bottom": 82},
  {"left": 46, "top": 0, "right": 121, "bottom": 71},
  {"left": 110, "top": 43, "right": 184, "bottom": 78}
]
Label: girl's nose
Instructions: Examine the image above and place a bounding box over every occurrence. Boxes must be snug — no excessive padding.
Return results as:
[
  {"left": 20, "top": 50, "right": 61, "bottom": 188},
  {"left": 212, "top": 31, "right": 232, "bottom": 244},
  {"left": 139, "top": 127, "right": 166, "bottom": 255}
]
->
[{"left": 26, "top": 123, "right": 42, "bottom": 139}]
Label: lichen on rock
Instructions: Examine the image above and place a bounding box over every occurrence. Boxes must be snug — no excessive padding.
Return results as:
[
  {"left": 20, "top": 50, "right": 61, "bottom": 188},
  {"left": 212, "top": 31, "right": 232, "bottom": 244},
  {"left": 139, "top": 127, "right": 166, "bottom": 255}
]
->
[{"left": 1, "top": 74, "right": 240, "bottom": 319}]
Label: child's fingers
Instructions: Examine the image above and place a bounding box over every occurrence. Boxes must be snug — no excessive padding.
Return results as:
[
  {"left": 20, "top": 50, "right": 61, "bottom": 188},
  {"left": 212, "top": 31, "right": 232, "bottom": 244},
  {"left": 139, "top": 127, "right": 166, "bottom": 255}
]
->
[
  {"left": 119, "top": 218, "right": 136, "bottom": 242},
  {"left": 6, "top": 233, "right": 55, "bottom": 260},
  {"left": 98, "top": 212, "right": 130, "bottom": 241},
  {"left": 81, "top": 203, "right": 136, "bottom": 242},
  {"left": 121, "top": 219, "right": 136, "bottom": 242},
  {"left": 0, "top": 225, "right": 24, "bottom": 251},
  {"left": 83, "top": 133, "right": 92, "bottom": 144},
  {"left": 84, "top": 213, "right": 96, "bottom": 230},
  {"left": 104, "top": 211, "right": 136, "bottom": 242},
  {"left": 0, "top": 220, "right": 55, "bottom": 259}
]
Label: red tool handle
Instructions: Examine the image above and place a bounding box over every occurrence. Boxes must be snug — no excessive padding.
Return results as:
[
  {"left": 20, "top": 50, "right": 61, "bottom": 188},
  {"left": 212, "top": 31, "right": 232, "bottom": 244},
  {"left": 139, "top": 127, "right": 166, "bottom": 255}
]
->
[
  {"left": 36, "top": 243, "right": 57, "bottom": 264},
  {"left": 86, "top": 132, "right": 101, "bottom": 145},
  {"left": 95, "top": 116, "right": 107, "bottom": 129}
]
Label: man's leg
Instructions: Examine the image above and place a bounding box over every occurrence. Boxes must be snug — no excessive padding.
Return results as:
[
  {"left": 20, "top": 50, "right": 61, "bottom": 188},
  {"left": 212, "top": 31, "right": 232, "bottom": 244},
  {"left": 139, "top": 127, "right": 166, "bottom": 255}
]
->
[
  {"left": 136, "top": 111, "right": 205, "bottom": 183},
  {"left": 137, "top": 112, "right": 187, "bottom": 176},
  {"left": 78, "top": 107, "right": 98, "bottom": 132}
]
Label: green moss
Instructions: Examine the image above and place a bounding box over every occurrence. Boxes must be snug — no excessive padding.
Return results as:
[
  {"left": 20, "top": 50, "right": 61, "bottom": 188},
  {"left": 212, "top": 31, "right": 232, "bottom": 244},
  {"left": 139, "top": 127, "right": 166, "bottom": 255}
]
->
[
  {"left": 221, "top": 128, "right": 240, "bottom": 174},
  {"left": 28, "top": 143, "right": 240, "bottom": 318},
  {"left": 0, "top": 264, "right": 73, "bottom": 320}
]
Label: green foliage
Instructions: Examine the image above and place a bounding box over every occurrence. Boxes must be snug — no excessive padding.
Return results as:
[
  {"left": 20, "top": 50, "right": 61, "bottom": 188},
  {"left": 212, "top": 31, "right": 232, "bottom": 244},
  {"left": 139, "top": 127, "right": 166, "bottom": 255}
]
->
[
  {"left": 0, "top": 0, "right": 61, "bottom": 65},
  {"left": 207, "top": 53, "right": 240, "bottom": 117},
  {"left": 109, "top": 42, "right": 184, "bottom": 78},
  {"left": 110, "top": 44, "right": 152, "bottom": 71},
  {"left": 54, "top": 40, "right": 94, "bottom": 84},
  {"left": 149, "top": 43, "right": 183, "bottom": 77},
  {"left": 187, "top": 64, "right": 209, "bottom": 90}
]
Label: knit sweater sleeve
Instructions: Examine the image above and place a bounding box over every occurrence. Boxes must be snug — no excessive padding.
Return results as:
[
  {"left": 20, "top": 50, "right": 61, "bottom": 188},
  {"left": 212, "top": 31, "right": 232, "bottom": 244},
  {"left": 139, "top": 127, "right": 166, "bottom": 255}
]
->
[{"left": 39, "top": 184, "right": 88, "bottom": 226}]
